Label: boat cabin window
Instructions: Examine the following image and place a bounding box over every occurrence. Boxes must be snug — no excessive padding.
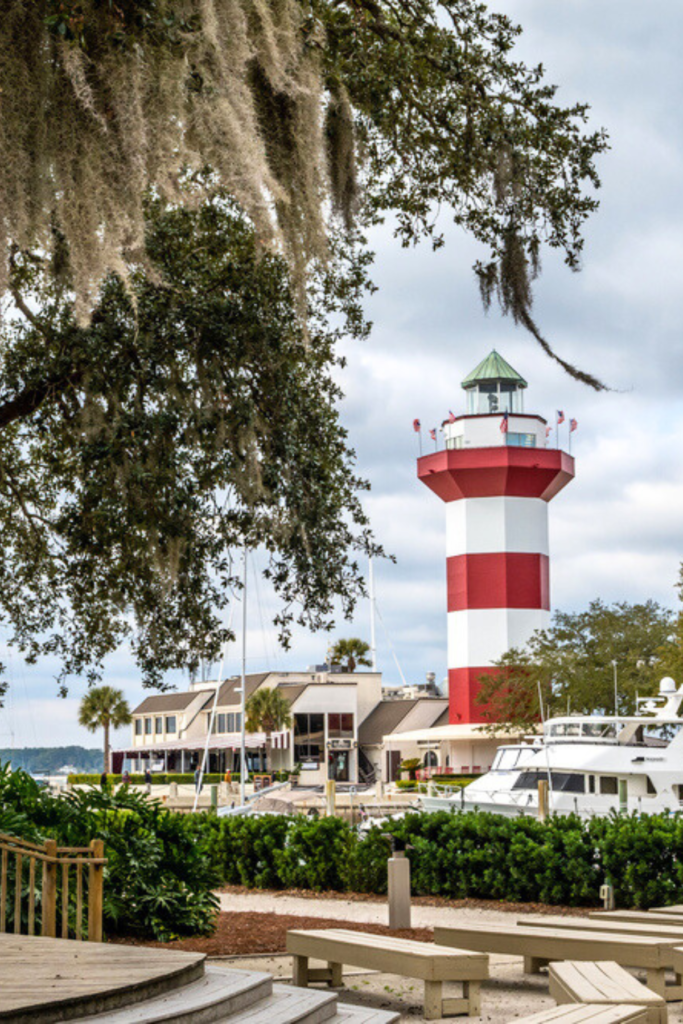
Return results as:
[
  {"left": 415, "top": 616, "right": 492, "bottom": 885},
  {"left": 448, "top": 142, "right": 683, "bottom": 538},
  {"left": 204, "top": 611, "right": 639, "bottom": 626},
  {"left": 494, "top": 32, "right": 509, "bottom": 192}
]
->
[
  {"left": 646, "top": 776, "right": 656, "bottom": 795},
  {"left": 492, "top": 748, "right": 522, "bottom": 770},
  {"left": 548, "top": 721, "right": 618, "bottom": 739},
  {"left": 512, "top": 771, "right": 585, "bottom": 793},
  {"left": 588, "top": 775, "right": 595, "bottom": 793},
  {"left": 599, "top": 776, "right": 618, "bottom": 795},
  {"left": 581, "top": 722, "right": 617, "bottom": 739}
]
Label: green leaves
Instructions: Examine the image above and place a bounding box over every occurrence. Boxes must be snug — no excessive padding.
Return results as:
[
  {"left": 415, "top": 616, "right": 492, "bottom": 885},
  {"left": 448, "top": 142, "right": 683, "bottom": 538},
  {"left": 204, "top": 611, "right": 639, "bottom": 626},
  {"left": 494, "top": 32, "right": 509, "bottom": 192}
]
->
[
  {"left": 0, "top": 765, "right": 220, "bottom": 939},
  {"left": 208, "top": 809, "right": 683, "bottom": 910},
  {"left": 0, "top": 191, "right": 375, "bottom": 693},
  {"left": 477, "top": 598, "right": 677, "bottom": 731}
]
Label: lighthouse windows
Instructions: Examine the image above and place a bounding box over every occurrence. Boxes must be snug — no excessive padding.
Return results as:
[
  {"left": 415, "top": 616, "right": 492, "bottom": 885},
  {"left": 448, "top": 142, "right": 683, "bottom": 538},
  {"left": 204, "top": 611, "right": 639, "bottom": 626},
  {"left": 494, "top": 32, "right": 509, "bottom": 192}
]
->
[
  {"left": 506, "top": 432, "right": 537, "bottom": 448},
  {"left": 465, "top": 381, "right": 525, "bottom": 415}
]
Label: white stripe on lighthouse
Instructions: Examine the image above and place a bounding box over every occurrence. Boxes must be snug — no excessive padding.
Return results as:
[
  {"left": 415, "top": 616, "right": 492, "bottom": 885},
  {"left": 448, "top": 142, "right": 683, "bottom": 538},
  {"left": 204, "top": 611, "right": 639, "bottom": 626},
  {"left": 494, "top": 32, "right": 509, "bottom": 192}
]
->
[
  {"left": 447, "top": 607, "right": 550, "bottom": 668},
  {"left": 446, "top": 496, "right": 549, "bottom": 558}
]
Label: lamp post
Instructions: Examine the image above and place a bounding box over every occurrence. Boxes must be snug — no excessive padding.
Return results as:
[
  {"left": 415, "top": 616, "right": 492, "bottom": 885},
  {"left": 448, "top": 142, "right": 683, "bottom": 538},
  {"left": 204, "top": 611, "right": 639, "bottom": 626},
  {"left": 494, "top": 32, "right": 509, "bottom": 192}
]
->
[{"left": 612, "top": 659, "right": 618, "bottom": 719}]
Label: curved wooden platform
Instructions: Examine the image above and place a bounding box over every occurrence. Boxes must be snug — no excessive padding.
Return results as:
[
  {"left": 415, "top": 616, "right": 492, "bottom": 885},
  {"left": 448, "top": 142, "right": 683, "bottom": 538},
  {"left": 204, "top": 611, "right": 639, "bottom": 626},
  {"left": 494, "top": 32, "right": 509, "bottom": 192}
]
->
[{"left": 0, "top": 933, "right": 204, "bottom": 1023}]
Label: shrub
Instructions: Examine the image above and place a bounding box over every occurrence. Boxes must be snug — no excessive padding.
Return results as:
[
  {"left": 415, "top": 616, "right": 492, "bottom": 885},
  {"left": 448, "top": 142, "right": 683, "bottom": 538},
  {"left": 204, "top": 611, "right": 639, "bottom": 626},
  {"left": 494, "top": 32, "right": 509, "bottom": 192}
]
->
[
  {"left": 68, "top": 772, "right": 228, "bottom": 786},
  {"left": 0, "top": 763, "right": 219, "bottom": 941},
  {"left": 207, "top": 809, "right": 683, "bottom": 909}
]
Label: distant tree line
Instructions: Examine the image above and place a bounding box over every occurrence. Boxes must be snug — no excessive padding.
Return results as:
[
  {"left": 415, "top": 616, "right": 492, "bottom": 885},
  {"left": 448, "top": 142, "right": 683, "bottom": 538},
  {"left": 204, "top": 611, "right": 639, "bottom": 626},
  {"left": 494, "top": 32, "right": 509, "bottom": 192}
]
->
[{"left": 0, "top": 747, "right": 103, "bottom": 775}]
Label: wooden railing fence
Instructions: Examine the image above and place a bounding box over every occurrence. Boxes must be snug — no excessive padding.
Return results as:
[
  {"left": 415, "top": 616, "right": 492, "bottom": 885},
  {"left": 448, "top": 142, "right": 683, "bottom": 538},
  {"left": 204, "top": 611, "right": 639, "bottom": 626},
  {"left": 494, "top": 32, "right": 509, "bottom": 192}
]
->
[{"left": 0, "top": 833, "right": 106, "bottom": 941}]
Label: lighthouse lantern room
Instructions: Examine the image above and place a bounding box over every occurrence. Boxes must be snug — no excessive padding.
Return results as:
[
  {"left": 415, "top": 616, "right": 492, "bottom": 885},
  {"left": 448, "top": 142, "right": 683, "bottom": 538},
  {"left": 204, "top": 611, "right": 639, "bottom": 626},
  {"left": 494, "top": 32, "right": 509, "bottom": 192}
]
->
[{"left": 418, "top": 351, "right": 575, "bottom": 725}]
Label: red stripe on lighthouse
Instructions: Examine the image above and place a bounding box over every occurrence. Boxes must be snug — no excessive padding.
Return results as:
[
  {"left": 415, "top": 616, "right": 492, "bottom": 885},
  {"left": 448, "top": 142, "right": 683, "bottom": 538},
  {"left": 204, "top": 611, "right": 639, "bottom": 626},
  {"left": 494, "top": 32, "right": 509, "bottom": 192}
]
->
[
  {"left": 448, "top": 667, "right": 500, "bottom": 724},
  {"left": 447, "top": 552, "right": 550, "bottom": 611},
  {"left": 417, "top": 447, "right": 574, "bottom": 502}
]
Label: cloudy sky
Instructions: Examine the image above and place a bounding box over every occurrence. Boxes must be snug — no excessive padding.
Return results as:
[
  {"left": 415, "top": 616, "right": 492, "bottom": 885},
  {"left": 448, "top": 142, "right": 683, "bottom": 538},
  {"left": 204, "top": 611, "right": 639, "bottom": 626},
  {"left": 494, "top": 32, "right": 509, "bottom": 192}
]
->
[{"left": 3, "top": 1, "right": 683, "bottom": 751}]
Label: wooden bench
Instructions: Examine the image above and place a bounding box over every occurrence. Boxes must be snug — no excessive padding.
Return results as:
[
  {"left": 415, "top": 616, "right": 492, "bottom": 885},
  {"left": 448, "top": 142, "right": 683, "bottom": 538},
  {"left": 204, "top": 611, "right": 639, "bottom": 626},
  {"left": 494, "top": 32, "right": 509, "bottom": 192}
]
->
[
  {"left": 590, "top": 912, "right": 683, "bottom": 928},
  {"left": 511, "top": 1005, "right": 650, "bottom": 1024},
  {"left": 286, "top": 928, "right": 488, "bottom": 1020},
  {"left": 549, "top": 961, "right": 666, "bottom": 1024},
  {"left": 520, "top": 916, "right": 683, "bottom": 945},
  {"left": 433, "top": 923, "right": 678, "bottom": 1000}
]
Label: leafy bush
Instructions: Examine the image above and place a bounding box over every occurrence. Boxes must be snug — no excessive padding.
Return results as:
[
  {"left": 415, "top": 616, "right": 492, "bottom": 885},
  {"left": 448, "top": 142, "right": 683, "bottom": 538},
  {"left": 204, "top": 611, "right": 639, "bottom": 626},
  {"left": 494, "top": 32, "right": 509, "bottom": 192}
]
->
[
  {"left": 0, "top": 764, "right": 219, "bottom": 940},
  {"left": 207, "top": 809, "right": 683, "bottom": 908}
]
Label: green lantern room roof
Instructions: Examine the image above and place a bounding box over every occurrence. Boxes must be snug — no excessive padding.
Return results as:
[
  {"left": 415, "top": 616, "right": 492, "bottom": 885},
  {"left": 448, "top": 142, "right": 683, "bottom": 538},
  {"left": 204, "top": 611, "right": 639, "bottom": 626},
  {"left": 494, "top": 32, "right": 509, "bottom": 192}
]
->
[{"left": 461, "top": 350, "right": 528, "bottom": 389}]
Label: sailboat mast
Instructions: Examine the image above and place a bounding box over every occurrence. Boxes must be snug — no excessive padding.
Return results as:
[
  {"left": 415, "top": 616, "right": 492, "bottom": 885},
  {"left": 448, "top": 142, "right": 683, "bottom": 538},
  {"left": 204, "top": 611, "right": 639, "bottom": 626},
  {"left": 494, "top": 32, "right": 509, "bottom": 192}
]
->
[
  {"left": 240, "top": 548, "right": 248, "bottom": 807},
  {"left": 369, "top": 557, "right": 377, "bottom": 672}
]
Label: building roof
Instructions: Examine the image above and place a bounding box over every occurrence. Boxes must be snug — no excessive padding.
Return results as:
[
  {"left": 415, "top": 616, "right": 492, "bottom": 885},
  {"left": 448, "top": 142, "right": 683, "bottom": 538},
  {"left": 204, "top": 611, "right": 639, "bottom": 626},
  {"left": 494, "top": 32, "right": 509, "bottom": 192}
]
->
[
  {"left": 358, "top": 700, "right": 420, "bottom": 745},
  {"left": 432, "top": 707, "right": 450, "bottom": 728},
  {"left": 461, "top": 350, "right": 528, "bottom": 389},
  {"left": 203, "top": 673, "right": 270, "bottom": 709},
  {"left": 133, "top": 692, "right": 199, "bottom": 715},
  {"left": 382, "top": 722, "right": 526, "bottom": 743}
]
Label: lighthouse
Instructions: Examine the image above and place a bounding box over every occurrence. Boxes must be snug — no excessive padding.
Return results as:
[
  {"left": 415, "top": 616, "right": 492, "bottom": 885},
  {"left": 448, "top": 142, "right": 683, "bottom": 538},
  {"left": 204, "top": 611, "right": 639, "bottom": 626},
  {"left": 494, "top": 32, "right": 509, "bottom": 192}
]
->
[{"left": 418, "top": 351, "right": 575, "bottom": 724}]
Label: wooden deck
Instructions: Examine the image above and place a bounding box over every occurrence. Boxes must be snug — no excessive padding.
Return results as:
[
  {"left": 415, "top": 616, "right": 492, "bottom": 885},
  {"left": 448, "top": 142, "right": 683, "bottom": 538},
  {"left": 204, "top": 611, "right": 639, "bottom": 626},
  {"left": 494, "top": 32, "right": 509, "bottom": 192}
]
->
[{"left": 0, "top": 933, "right": 204, "bottom": 1023}]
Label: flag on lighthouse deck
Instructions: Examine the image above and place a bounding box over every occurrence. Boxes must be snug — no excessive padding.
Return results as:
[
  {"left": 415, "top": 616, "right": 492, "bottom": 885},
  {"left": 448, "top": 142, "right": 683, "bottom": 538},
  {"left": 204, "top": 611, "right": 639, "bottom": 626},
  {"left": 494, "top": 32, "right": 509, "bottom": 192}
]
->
[
  {"left": 570, "top": 418, "right": 578, "bottom": 432},
  {"left": 500, "top": 411, "right": 509, "bottom": 433},
  {"left": 448, "top": 410, "right": 457, "bottom": 423},
  {"left": 413, "top": 418, "right": 421, "bottom": 432},
  {"left": 429, "top": 428, "right": 437, "bottom": 440},
  {"left": 557, "top": 410, "right": 565, "bottom": 424},
  {"left": 545, "top": 426, "right": 552, "bottom": 438}
]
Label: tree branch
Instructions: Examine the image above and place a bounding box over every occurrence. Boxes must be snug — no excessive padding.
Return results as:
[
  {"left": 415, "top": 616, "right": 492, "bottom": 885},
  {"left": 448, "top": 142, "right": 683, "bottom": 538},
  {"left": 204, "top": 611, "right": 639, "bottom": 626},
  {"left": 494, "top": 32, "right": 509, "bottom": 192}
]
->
[{"left": 0, "top": 369, "right": 83, "bottom": 431}]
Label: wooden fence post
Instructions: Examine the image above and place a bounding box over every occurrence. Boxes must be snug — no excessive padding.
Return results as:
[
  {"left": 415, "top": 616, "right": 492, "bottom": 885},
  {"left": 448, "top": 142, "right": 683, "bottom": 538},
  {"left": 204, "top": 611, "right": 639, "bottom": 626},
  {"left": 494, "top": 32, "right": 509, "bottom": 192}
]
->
[
  {"left": 41, "top": 840, "right": 57, "bottom": 938},
  {"left": 87, "top": 839, "right": 104, "bottom": 942}
]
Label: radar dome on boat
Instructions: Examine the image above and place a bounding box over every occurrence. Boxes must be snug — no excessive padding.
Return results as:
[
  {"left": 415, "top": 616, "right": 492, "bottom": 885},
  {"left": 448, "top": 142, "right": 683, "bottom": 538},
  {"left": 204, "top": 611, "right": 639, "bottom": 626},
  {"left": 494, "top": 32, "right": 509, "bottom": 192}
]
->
[{"left": 659, "top": 677, "right": 677, "bottom": 694}]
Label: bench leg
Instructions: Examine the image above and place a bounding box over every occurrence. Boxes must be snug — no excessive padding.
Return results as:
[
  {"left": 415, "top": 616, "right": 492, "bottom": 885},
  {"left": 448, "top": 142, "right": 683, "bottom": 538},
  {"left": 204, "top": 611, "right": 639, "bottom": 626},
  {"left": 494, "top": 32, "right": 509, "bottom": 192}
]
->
[
  {"left": 293, "top": 955, "right": 309, "bottom": 988},
  {"left": 424, "top": 980, "right": 444, "bottom": 1020},
  {"left": 644, "top": 968, "right": 681, "bottom": 1003},
  {"left": 463, "top": 980, "right": 481, "bottom": 1016},
  {"left": 524, "top": 956, "right": 548, "bottom": 974},
  {"left": 328, "top": 961, "right": 343, "bottom": 987}
]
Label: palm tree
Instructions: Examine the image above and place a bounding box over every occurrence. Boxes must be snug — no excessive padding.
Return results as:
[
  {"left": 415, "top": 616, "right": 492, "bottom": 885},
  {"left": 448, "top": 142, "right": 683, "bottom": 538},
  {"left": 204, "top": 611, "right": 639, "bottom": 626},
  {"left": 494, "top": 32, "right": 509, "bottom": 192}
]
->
[
  {"left": 78, "top": 686, "right": 132, "bottom": 773},
  {"left": 328, "top": 638, "right": 372, "bottom": 673},
  {"left": 245, "top": 688, "right": 292, "bottom": 773}
]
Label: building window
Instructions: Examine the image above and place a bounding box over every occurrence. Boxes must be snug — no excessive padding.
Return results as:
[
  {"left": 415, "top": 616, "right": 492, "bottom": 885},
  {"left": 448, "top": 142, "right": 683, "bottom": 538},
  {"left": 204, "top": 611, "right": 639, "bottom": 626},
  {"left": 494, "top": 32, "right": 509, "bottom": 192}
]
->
[
  {"left": 227, "top": 712, "right": 235, "bottom": 732},
  {"left": 144, "top": 718, "right": 152, "bottom": 735},
  {"left": 135, "top": 719, "right": 142, "bottom": 735},
  {"left": 155, "top": 717, "right": 163, "bottom": 734},
  {"left": 506, "top": 432, "right": 536, "bottom": 448},
  {"left": 165, "top": 716, "right": 176, "bottom": 733},
  {"left": 294, "top": 713, "right": 324, "bottom": 762},
  {"left": 327, "top": 713, "right": 354, "bottom": 738}
]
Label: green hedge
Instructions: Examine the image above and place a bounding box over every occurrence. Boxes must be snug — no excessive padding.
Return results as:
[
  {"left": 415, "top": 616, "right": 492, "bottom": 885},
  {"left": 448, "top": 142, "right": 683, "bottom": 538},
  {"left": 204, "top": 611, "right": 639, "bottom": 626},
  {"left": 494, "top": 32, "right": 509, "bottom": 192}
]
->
[
  {"left": 69, "top": 772, "right": 226, "bottom": 785},
  {"left": 199, "top": 810, "right": 683, "bottom": 908},
  {"left": 67, "top": 771, "right": 292, "bottom": 786}
]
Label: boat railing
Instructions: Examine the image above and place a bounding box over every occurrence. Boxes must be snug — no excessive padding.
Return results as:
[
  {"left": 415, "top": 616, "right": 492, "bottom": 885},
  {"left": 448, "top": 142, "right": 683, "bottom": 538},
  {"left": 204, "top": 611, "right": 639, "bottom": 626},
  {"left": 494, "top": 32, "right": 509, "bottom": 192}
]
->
[{"left": 0, "top": 832, "right": 106, "bottom": 941}]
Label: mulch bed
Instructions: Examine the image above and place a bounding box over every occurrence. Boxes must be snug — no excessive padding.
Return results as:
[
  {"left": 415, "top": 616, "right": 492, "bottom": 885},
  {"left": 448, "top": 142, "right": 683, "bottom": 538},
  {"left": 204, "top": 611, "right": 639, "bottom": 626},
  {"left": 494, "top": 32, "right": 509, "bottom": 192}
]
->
[
  {"left": 110, "top": 890, "right": 593, "bottom": 957},
  {"left": 110, "top": 912, "right": 434, "bottom": 956}
]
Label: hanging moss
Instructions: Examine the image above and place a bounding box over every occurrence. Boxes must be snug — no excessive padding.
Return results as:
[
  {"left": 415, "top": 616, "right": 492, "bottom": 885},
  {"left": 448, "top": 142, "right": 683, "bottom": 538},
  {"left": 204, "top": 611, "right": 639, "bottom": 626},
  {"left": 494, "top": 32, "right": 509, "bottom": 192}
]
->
[{"left": 0, "top": 0, "right": 328, "bottom": 316}]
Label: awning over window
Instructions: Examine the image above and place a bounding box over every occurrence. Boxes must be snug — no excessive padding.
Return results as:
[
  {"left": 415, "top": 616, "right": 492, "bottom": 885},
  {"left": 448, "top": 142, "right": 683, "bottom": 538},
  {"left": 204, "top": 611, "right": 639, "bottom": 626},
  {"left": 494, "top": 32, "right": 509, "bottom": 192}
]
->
[{"left": 115, "top": 730, "right": 289, "bottom": 756}]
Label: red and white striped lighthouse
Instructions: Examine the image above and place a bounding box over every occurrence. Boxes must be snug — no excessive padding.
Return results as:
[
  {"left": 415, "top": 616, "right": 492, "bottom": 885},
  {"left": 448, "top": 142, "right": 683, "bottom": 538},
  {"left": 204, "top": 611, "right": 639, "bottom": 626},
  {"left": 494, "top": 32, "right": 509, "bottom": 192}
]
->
[{"left": 418, "top": 351, "right": 575, "bottom": 724}]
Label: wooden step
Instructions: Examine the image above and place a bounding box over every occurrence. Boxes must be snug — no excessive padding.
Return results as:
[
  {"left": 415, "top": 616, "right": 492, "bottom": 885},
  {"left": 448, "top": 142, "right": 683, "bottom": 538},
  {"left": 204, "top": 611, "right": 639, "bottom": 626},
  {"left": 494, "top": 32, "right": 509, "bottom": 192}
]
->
[
  {"left": 73, "top": 966, "right": 272, "bottom": 1024},
  {"left": 330, "top": 1003, "right": 400, "bottom": 1023},
  {"left": 223, "top": 984, "right": 339, "bottom": 1024},
  {"left": 0, "top": 935, "right": 206, "bottom": 1024}
]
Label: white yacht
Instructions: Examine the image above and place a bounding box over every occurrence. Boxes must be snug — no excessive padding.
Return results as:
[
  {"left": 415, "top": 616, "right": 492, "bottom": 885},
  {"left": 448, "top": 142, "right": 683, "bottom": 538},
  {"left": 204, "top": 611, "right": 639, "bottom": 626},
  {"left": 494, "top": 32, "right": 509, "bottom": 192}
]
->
[{"left": 420, "top": 677, "right": 683, "bottom": 818}]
